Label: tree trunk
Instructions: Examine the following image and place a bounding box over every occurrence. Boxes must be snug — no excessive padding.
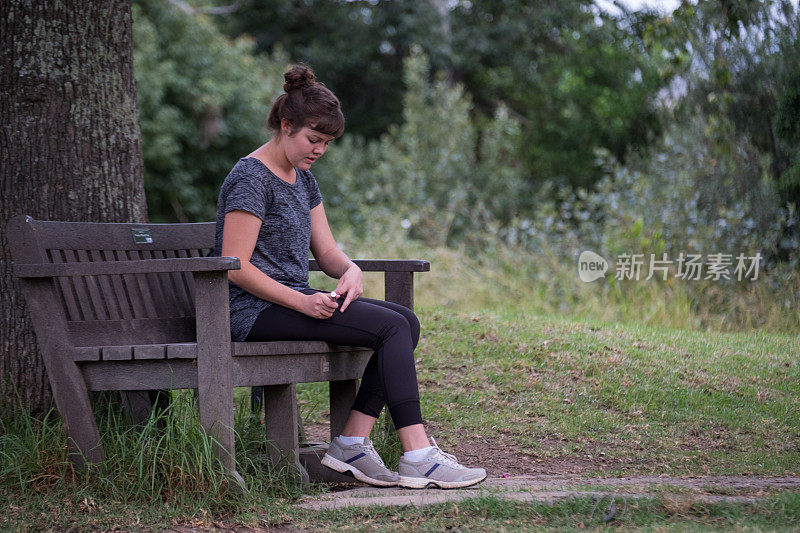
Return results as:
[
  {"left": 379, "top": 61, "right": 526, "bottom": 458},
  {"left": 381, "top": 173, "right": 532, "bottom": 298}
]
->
[{"left": 0, "top": 0, "right": 148, "bottom": 414}]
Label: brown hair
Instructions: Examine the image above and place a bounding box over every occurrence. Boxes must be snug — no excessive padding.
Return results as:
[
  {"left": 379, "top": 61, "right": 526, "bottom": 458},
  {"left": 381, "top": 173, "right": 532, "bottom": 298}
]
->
[{"left": 267, "top": 65, "right": 345, "bottom": 138}]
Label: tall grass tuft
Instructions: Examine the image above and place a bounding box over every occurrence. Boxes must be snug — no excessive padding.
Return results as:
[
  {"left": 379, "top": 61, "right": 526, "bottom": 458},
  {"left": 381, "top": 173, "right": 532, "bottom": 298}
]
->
[
  {"left": 0, "top": 408, "right": 76, "bottom": 494},
  {"left": 0, "top": 391, "right": 303, "bottom": 513},
  {"left": 91, "top": 392, "right": 234, "bottom": 504}
]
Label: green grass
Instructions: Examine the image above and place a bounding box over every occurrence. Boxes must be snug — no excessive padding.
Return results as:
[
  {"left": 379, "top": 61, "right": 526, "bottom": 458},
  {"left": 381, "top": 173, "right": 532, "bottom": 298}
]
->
[
  {"left": 0, "top": 392, "right": 307, "bottom": 530},
  {"left": 291, "top": 491, "right": 800, "bottom": 532},
  {"left": 296, "top": 307, "right": 800, "bottom": 477},
  {"left": 3, "top": 309, "right": 797, "bottom": 530}
]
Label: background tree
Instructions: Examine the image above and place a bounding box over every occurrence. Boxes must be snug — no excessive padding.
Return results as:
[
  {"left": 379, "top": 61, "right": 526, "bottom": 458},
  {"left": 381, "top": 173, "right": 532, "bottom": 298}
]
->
[
  {"left": 218, "top": 0, "right": 445, "bottom": 139},
  {"left": 134, "top": 0, "right": 286, "bottom": 222},
  {"left": 219, "top": 0, "right": 671, "bottom": 195},
  {"left": 445, "top": 0, "right": 670, "bottom": 191},
  {"left": 665, "top": 0, "right": 799, "bottom": 257},
  {"left": 0, "top": 1, "right": 147, "bottom": 413}
]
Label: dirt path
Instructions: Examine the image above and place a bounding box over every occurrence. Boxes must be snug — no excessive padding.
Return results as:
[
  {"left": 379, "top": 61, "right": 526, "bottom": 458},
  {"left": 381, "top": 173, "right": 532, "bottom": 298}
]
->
[
  {"left": 161, "top": 476, "right": 799, "bottom": 531},
  {"left": 297, "top": 475, "right": 800, "bottom": 510}
]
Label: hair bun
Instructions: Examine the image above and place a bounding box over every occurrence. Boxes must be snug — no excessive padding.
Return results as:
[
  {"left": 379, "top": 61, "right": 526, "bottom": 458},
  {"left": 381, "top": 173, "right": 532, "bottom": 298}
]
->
[{"left": 283, "top": 65, "right": 317, "bottom": 92}]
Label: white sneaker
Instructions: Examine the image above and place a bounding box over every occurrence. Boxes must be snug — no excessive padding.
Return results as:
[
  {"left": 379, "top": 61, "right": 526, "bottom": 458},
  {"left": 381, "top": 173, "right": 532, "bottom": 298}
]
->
[
  {"left": 398, "top": 437, "right": 487, "bottom": 489},
  {"left": 321, "top": 436, "right": 398, "bottom": 487}
]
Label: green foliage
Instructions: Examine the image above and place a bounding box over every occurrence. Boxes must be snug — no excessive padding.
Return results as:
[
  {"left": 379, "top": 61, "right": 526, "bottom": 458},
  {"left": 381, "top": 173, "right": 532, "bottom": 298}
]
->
[
  {"left": 592, "top": 116, "right": 787, "bottom": 260},
  {"left": 669, "top": 0, "right": 800, "bottom": 211},
  {"left": 314, "top": 47, "right": 522, "bottom": 248},
  {"left": 769, "top": 21, "right": 800, "bottom": 203},
  {"left": 0, "top": 409, "right": 74, "bottom": 494},
  {"left": 450, "top": 1, "right": 670, "bottom": 190},
  {"left": 133, "top": 0, "right": 286, "bottom": 222},
  {"left": 316, "top": 46, "right": 790, "bottom": 263},
  {"left": 217, "top": 0, "right": 671, "bottom": 192},
  {"left": 129, "top": 0, "right": 799, "bottom": 332},
  {"left": 218, "top": 0, "right": 441, "bottom": 140}
]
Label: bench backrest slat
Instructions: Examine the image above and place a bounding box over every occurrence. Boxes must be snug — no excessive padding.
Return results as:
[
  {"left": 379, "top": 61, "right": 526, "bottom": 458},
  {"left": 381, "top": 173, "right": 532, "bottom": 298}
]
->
[
  {"left": 44, "top": 246, "right": 207, "bottom": 323},
  {"left": 11, "top": 217, "right": 216, "bottom": 348},
  {"left": 163, "top": 249, "right": 194, "bottom": 312},
  {"left": 68, "top": 317, "right": 197, "bottom": 347}
]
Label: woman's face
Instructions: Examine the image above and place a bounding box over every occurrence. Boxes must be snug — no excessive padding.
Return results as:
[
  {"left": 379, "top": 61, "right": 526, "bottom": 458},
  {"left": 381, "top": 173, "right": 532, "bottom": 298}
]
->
[{"left": 281, "top": 123, "right": 335, "bottom": 170}]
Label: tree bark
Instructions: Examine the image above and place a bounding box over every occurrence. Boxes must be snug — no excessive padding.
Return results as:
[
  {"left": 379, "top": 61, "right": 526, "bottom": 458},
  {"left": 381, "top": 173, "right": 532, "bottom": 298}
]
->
[{"left": 0, "top": 0, "right": 147, "bottom": 414}]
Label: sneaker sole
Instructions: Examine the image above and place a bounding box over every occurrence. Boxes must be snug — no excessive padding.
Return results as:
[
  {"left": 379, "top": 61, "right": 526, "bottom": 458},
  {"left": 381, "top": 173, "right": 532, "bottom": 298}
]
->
[
  {"left": 397, "top": 472, "right": 487, "bottom": 489},
  {"left": 321, "top": 454, "right": 398, "bottom": 487}
]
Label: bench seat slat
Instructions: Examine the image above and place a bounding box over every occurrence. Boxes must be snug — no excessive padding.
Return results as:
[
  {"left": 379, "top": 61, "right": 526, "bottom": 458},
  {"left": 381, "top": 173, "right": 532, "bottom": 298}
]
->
[
  {"left": 81, "top": 350, "right": 374, "bottom": 391},
  {"left": 233, "top": 341, "right": 369, "bottom": 357},
  {"left": 103, "top": 346, "right": 132, "bottom": 361},
  {"left": 74, "top": 346, "right": 101, "bottom": 361},
  {"left": 134, "top": 345, "right": 166, "bottom": 360},
  {"left": 167, "top": 343, "right": 196, "bottom": 359},
  {"left": 76, "top": 342, "right": 372, "bottom": 361}
]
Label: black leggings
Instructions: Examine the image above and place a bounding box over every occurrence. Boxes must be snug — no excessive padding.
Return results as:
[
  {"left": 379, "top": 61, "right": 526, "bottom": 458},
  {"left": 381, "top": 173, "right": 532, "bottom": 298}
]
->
[{"left": 245, "top": 289, "right": 423, "bottom": 429}]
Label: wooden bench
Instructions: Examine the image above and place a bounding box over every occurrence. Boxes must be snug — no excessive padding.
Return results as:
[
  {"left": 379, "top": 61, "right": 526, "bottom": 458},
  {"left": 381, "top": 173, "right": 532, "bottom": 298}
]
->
[{"left": 8, "top": 215, "right": 429, "bottom": 488}]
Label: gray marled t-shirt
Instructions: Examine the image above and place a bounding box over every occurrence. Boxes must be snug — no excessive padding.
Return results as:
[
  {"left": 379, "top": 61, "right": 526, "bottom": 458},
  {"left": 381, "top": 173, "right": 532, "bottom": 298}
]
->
[{"left": 213, "top": 157, "right": 323, "bottom": 341}]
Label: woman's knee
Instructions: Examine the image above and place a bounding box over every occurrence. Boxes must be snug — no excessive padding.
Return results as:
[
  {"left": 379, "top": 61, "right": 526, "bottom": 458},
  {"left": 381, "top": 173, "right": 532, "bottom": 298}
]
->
[
  {"left": 376, "top": 309, "right": 412, "bottom": 338},
  {"left": 386, "top": 305, "right": 419, "bottom": 347},
  {"left": 396, "top": 308, "right": 420, "bottom": 349},
  {"left": 407, "top": 311, "right": 420, "bottom": 347},
  {"left": 366, "top": 311, "right": 415, "bottom": 354}
]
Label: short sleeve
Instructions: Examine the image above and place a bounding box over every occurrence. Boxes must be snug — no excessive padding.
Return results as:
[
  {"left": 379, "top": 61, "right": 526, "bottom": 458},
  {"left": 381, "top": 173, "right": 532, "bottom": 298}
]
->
[
  {"left": 222, "top": 168, "right": 271, "bottom": 222},
  {"left": 304, "top": 170, "right": 323, "bottom": 209}
]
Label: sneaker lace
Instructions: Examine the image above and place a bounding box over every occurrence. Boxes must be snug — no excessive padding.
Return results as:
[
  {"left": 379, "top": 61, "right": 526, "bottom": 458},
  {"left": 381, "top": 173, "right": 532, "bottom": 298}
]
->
[
  {"left": 428, "top": 437, "right": 466, "bottom": 470},
  {"left": 359, "top": 439, "right": 386, "bottom": 467}
]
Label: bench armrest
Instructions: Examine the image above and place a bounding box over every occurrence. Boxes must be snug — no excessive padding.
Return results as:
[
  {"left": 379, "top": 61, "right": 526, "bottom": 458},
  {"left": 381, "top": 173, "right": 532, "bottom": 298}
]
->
[
  {"left": 308, "top": 259, "right": 429, "bottom": 309},
  {"left": 309, "top": 259, "right": 430, "bottom": 272},
  {"left": 14, "top": 256, "right": 241, "bottom": 278}
]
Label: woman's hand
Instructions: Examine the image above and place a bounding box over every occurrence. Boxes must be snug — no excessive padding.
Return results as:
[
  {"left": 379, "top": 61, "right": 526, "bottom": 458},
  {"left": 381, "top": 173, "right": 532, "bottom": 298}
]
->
[
  {"left": 334, "top": 262, "right": 363, "bottom": 312},
  {"left": 302, "top": 292, "right": 339, "bottom": 319}
]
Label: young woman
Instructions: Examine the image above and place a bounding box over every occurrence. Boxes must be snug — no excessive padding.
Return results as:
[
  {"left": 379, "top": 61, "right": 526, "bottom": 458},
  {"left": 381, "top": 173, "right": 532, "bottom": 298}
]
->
[{"left": 214, "top": 65, "right": 486, "bottom": 489}]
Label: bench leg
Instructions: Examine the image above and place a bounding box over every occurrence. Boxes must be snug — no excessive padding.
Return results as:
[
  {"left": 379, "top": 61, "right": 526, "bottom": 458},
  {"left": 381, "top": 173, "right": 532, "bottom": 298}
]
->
[
  {"left": 120, "top": 390, "right": 152, "bottom": 425},
  {"left": 329, "top": 379, "right": 359, "bottom": 441},
  {"left": 194, "top": 271, "right": 245, "bottom": 492},
  {"left": 251, "top": 386, "right": 264, "bottom": 416},
  {"left": 197, "top": 374, "right": 247, "bottom": 494},
  {"left": 50, "top": 361, "right": 104, "bottom": 468},
  {"left": 263, "top": 383, "right": 309, "bottom": 484},
  {"left": 196, "top": 381, "right": 246, "bottom": 492}
]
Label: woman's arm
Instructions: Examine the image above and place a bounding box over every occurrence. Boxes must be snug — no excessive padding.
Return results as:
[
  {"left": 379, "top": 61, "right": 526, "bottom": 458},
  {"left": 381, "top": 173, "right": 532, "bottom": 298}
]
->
[
  {"left": 309, "top": 202, "right": 363, "bottom": 311},
  {"left": 222, "top": 209, "right": 338, "bottom": 319}
]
